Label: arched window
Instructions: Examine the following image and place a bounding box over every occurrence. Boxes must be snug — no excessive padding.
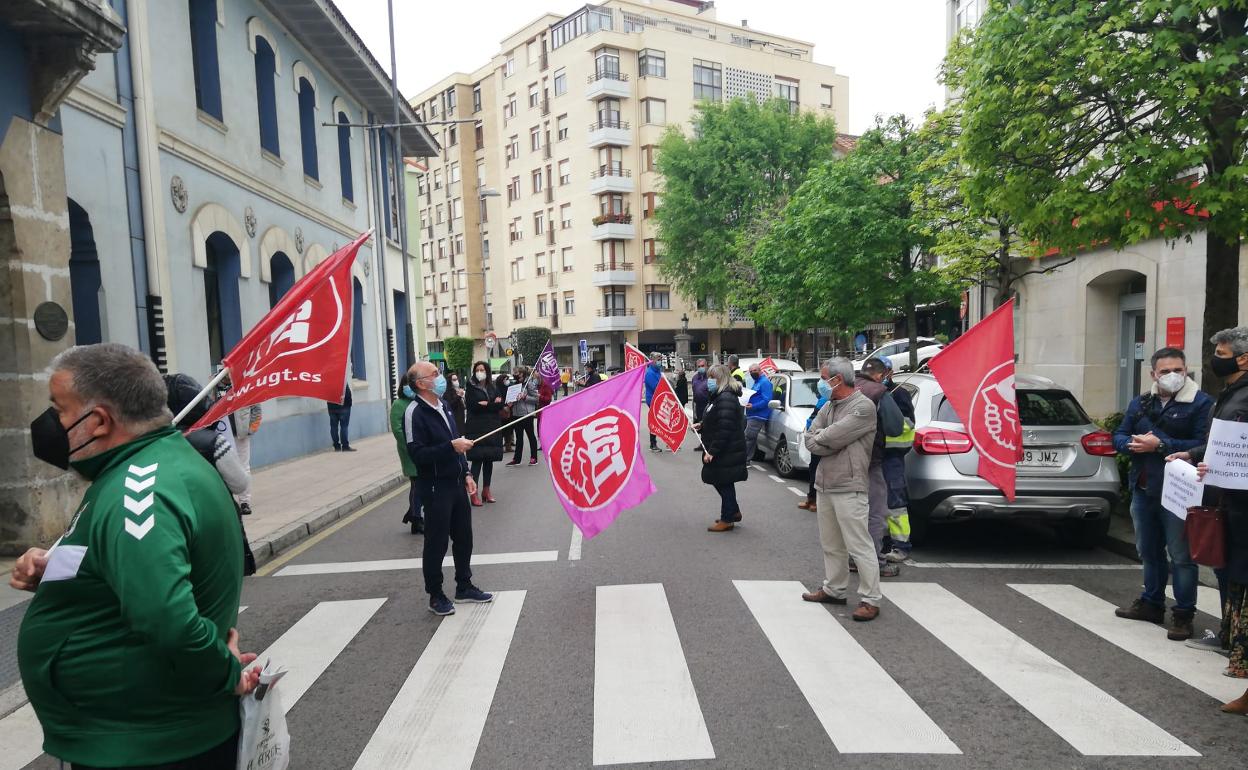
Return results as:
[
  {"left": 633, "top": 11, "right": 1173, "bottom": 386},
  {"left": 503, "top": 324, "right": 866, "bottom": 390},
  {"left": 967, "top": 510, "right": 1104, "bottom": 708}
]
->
[
  {"left": 298, "top": 77, "right": 318, "bottom": 180},
  {"left": 204, "top": 232, "right": 243, "bottom": 367},
  {"left": 254, "top": 37, "right": 280, "bottom": 156},
  {"left": 67, "top": 199, "right": 102, "bottom": 344},
  {"left": 351, "top": 277, "right": 366, "bottom": 379},
  {"left": 337, "top": 111, "right": 353, "bottom": 202},
  {"left": 268, "top": 252, "right": 295, "bottom": 307},
  {"left": 188, "top": 0, "right": 222, "bottom": 119}
]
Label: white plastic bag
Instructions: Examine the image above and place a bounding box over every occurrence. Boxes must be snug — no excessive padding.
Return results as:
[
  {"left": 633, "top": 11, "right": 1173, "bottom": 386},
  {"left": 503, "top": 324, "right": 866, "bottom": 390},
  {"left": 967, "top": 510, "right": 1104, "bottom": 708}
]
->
[{"left": 237, "top": 663, "right": 290, "bottom": 770}]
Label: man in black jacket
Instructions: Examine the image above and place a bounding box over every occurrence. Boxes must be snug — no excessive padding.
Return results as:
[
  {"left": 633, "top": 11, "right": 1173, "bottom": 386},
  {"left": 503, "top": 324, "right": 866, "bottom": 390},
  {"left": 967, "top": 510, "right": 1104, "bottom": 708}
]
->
[{"left": 404, "top": 361, "right": 493, "bottom": 616}]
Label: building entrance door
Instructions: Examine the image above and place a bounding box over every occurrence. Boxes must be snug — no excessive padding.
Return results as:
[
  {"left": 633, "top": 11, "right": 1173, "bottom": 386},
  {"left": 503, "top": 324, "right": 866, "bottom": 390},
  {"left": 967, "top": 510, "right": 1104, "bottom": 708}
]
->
[{"left": 1118, "top": 293, "right": 1146, "bottom": 409}]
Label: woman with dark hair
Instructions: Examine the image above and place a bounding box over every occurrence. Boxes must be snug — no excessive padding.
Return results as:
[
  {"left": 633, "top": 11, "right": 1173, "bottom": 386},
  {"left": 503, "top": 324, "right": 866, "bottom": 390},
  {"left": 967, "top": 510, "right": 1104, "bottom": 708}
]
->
[
  {"left": 695, "top": 364, "right": 748, "bottom": 532},
  {"left": 506, "top": 366, "right": 540, "bottom": 467},
  {"left": 466, "top": 360, "right": 506, "bottom": 506},
  {"left": 443, "top": 369, "right": 467, "bottom": 434}
]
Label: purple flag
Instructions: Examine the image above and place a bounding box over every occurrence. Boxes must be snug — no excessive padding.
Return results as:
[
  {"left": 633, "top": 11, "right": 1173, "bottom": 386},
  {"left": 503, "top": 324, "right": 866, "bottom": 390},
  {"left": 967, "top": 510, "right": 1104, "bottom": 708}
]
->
[
  {"left": 538, "top": 365, "right": 655, "bottom": 539},
  {"left": 535, "top": 340, "right": 561, "bottom": 392}
]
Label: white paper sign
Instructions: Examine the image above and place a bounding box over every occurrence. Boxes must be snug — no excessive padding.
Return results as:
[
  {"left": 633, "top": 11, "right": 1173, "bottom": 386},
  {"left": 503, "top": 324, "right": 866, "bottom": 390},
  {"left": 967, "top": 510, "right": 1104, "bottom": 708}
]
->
[
  {"left": 505, "top": 384, "right": 523, "bottom": 404},
  {"left": 1161, "top": 460, "right": 1204, "bottom": 519},
  {"left": 739, "top": 387, "right": 756, "bottom": 407},
  {"left": 1202, "top": 418, "right": 1248, "bottom": 490}
]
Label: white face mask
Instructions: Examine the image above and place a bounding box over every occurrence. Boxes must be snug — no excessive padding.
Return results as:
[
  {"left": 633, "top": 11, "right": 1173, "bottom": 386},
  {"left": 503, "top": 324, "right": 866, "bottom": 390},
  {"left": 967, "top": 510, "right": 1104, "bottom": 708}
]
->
[
  {"left": 1157, "top": 372, "right": 1186, "bottom": 394},
  {"left": 475, "top": 371, "right": 488, "bottom": 382}
]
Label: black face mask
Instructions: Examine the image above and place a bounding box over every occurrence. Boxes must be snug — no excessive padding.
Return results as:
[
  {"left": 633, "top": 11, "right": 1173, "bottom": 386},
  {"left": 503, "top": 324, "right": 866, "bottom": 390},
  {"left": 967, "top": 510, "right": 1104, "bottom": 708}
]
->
[
  {"left": 30, "top": 407, "right": 97, "bottom": 470},
  {"left": 1210, "top": 355, "right": 1242, "bottom": 379}
]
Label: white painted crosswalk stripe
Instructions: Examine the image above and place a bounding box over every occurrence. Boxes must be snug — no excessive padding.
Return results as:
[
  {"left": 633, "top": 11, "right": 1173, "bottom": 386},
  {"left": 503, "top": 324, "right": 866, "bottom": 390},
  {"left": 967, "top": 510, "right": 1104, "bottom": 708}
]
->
[
  {"left": 352, "top": 591, "right": 525, "bottom": 770},
  {"left": 886, "top": 583, "right": 1197, "bottom": 756},
  {"left": 273, "top": 550, "right": 559, "bottom": 577},
  {"left": 1165, "top": 585, "right": 1223, "bottom": 619},
  {"left": 1011, "top": 584, "right": 1242, "bottom": 702},
  {"left": 735, "top": 580, "right": 960, "bottom": 754},
  {"left": 788, "top": 486, "right": 806, "bottom": 496},
  {"left": 258, "top": 598, "right": 385, "bottom": 711},
  {"left": 594, "top": 584, "right": 715, "bottom": 765},
  {"left": 0, "top": 704, "right": 44, "bottom": 770}
]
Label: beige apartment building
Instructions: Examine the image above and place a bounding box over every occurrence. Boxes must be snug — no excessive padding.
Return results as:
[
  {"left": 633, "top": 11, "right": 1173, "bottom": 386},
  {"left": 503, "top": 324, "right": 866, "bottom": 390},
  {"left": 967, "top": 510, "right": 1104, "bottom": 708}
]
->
[{"left": 410, "top": 0, "right": 849, "bottom": 369}]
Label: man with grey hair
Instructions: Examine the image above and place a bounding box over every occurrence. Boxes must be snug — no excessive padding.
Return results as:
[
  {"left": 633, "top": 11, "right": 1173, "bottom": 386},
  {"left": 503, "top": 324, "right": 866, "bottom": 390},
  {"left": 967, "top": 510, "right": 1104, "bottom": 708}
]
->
[
  {"left": 802, "top": 356, "right": 883, "bottom": 621},
  {"left": 11, "top": 343, "right": 259, "bottom": 767}
]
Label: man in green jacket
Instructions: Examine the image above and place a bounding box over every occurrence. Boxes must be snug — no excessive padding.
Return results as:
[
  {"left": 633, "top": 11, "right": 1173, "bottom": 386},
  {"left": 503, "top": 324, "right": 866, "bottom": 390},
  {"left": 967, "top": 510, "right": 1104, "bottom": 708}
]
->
[
  {"left": 392, "top": 371, "right": 424, "bottom": 534},
  {"left": 10, "top": 343, "right": 260, "bottom": 769}
]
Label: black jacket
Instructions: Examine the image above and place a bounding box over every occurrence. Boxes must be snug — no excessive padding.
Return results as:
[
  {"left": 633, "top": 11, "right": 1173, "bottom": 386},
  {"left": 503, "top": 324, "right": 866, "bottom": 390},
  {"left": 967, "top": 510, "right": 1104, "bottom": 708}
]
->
[
  {"left": 700, "top": 389, "right": 748, "bottom": 486},
  {"left": 674, "top": 374, "right": 689, "bottom": 406},
  {"left": 403, "top": 396, "right": 470, "bottom": 481},
  {"left": 465, "top": 381, "right": 506, "bottom": 462},
  {"left": 1192, "top": 376, "right": 1248, "bottom": 582}
]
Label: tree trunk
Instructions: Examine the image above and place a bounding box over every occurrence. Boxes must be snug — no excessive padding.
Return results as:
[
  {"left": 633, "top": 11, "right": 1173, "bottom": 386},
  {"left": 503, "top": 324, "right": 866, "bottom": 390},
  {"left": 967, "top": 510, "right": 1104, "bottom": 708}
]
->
[
  {"left": 993, "top": 224, "right": 1013, "bottom": 309},
  {"left": 904, "top": 290, "right": 919, "bottom": 372},
  {"left": 1202, "top": 230, "right": 1240, "bottom": 391}
]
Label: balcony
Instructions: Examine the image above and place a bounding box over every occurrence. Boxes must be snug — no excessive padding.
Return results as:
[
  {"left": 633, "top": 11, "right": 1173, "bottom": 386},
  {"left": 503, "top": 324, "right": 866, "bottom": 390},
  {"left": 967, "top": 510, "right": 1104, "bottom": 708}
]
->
[
  {"left": 588, "top": 119, "right": 632, "bottom": 149},
  {"left": 585, "top": 71, "right": 631, "bottom": 100},
  {"left": 591, "top": 261, "right": 636, "bottom": 286},
  {"left": 540, "top": 98, "right": 551, "bottom": 117},
  {"left": 590, "top": 212, "right": 635, "bottom": 241},
  {"left": 594, "top": 307, "right": 637, "bottom": 331},
  {"left": 589, "top": 166, "right": 634, "bottom": 195}
]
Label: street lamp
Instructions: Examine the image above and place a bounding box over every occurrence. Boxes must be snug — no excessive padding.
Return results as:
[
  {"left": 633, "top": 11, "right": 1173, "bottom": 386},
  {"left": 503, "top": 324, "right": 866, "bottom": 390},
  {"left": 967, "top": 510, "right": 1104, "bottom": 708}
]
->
[{"left": 680, "top": 312, "right": 689, "bottom": 332}]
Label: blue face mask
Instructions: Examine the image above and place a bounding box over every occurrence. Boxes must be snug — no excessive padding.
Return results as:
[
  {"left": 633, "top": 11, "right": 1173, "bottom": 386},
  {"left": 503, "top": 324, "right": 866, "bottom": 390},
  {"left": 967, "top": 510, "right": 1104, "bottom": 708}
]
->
[
  {"left": 433, "top": 375, "right": 447, "bottom": 397},
  {"left": 402, "top": 384, "right": 416, "bottom": 399},
  {"left": 707, "top": 378, "right": 719, "bottom": 394},
  {"left": 817, "top": 378, "right": 832, "bottom": 398},
  {"left": 697, "top": 367, "right": 706, "bottom": 374},
  {"left": 650, "top": 362, "right": 661, "bottom": 371}
]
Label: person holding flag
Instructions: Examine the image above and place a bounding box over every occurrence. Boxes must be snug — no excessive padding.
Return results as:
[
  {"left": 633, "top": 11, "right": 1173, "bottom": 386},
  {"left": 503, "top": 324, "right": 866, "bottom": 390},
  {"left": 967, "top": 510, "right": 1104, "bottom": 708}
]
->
[{"left": 699, "top": 364, "right": 748, "bottom": 532}]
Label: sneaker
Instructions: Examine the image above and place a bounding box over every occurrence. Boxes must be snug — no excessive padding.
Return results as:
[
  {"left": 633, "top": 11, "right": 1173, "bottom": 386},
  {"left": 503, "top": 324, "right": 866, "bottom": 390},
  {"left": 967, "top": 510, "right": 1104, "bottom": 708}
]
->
[
  {"left": 410, "top": 517, "right": 424, "bottom": 535},
  {"left": 650, "top": 446, "right": 662, "bottom": 453},
  {"left": 852, "top": 602, "right": 880, "bottom": 622},
  {"left": 1186, "top": 630, "right": 1229, "bottom": 655},
  {"left": 883, "top": 549, "right": 908, "bottom": 564},
  {"left": 505, "top": 459, "right": 521, "bottom": 467},
  {"left": 428, "top": 595, "right": 455, "bottom": 616},
  {"left": 454, "top": 584, "right": 494, "bottom": 603},
  {"left": 1114, "top": 599, "right": 1166, "bottom": 624},
  {"left": 1167, "top": 609, "right": 1195, "bottom": 641},
  {"left": 529, "top": 458, "right": 538, "bottom": 466},
  {"left": 239, "top": 503, "right": 252, "bottom": 516},
  {"left": 802, "top": 589, "right": 847, "bottom": 605},
  {"left": 342, "top": 445, "right": 357, "bottom": 452},
  {"left": 879, "top": 563, "right": 901, "bottom": 578}
]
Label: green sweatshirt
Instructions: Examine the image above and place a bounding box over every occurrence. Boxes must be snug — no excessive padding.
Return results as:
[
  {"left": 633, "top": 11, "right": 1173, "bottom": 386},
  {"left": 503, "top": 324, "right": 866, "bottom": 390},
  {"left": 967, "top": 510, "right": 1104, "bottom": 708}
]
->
[
  {"left": 18, "top": 426, "right": 244, "bottom": 766},
  {"left": 390, "top": 396, "right": 419, "bottom": 477}
]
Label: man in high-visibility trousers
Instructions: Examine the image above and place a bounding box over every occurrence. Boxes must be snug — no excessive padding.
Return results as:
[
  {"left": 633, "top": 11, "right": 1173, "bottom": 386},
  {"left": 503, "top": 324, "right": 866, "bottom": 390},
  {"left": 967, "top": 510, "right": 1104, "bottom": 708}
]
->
[{"left": 881, "top": 358, "right": 915, "bottom": 562}]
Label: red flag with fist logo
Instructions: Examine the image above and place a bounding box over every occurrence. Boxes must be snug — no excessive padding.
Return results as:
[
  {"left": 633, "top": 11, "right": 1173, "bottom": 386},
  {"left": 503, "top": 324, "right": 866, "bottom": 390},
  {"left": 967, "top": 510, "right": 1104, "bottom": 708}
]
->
[
  {"left": 647, "top": 374, "right": 689, "bottom": 452},
  {"left": 926, "top": 300, "right": 1022, "bottom": 500},
  {"left": 189, "top": 232, "right": 369, "bottom": 432},
  {"left": 758, "top": 357, "right": 780, "bottom": 377},
  {"left": 624, "top": 342, "right": 647, "bottom": 371}
]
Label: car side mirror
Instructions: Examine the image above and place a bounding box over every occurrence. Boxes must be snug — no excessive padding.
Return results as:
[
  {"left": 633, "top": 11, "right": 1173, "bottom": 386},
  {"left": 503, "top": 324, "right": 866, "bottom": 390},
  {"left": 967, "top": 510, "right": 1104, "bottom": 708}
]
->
[{"left": 768, "top": 399, "right": 782, "bottom": 411}]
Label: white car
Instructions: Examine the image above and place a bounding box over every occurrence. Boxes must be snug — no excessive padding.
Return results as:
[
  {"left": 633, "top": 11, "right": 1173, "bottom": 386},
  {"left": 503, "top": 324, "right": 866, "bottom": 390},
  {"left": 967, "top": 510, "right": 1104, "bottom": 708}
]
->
[
  {"left": 853, "top": 337, "right": 943, "bottom": 372},
  {"left": 736, "top": 357, "right": 804, "bottom": 374},
  {"left": 755, "top": 372, "right": 822, "bottom": 476}
]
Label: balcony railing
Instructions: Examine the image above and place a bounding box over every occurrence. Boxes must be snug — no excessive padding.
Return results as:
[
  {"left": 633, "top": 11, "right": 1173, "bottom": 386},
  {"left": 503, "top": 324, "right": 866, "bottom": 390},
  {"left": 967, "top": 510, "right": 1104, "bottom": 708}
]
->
[
  {"left": 595, "top": 261, "right": 634, "bottom": 271},
  {"left": 547, "top": 273, "right": 558, "bottom": 287},
  {"left": 541, "top": 98, "right": 551, "bottom": 117},
  {"left": 589, "top": 119, "right": 630, "bottom": 131},
  {"left": 587, "top": 71, "right": 629, "bottom": 83},
  {"left": 591, "top": 166, "right": 632, "bottom": 179},
  {"left": 591, "top": 212, "right": 632, "bottom": 226},
  {"left": 545, "top": 185, "right": 554, "bottom": 203},
  {"left": 546, "top": 229, "right": 556, "bottom": 245},
  {"left": 543, "top": 142, "right": 552, "bottom": 160},
  {"left": 597, "top": 308, "right": 635, "bottom": 317},
  {"left": 540, "top": 52, "right": 549, "bottom": 71}
]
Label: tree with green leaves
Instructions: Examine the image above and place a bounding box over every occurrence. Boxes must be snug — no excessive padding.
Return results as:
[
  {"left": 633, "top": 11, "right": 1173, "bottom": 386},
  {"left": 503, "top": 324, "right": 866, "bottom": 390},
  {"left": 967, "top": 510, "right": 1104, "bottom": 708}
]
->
[
  {"left": 654, "top": 98, "right": 840, "bottom": 316},
  {"left": 511, "top": 326, "right": 550, "bottom": 367},
  {"left": 950, "top": 0, "right": 1248, "bottom": 383},
  {"left": 443, "top": 336, "right": 475, "bottom": 376},
  {"left": 753, "top": 115, "right": 958, "bottom": 371}
]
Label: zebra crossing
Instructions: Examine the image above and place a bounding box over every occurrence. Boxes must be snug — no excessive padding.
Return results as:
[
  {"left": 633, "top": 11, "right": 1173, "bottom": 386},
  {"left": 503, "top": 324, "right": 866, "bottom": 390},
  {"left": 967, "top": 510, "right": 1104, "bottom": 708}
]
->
[{"left": 1, "top": 579, "right": 1238, "bottom": 769}]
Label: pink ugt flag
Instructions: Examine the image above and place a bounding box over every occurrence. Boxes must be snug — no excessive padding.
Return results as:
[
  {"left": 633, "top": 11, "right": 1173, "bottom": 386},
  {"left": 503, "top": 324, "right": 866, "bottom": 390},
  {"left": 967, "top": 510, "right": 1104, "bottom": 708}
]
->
[
  {"left": 538, "top": 365, "right": 656, "bottom": 539},
  {"left": 535, "top": 340, "right": 561, "bottom": 392}
]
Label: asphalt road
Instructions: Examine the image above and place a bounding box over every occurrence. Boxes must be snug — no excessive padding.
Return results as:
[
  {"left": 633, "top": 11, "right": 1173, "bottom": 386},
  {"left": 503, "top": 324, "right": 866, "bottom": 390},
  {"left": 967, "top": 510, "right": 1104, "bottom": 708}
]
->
[{"left": 15, "top": 436, "right": 1248, "bottom": 769}]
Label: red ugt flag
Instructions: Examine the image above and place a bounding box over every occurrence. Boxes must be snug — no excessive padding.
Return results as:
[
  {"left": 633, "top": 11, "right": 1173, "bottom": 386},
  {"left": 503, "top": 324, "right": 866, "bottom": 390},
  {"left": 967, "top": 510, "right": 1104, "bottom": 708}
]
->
[
  {"left": 647, "top": 373, "right": 689, "bottom": 452},
  {"left": 757, "top": 357, "right": 780, "bottom": 377},
  {"left": 538, "top": 365, "right": 656, "bottom": 539},
  {"left": 189, "top": 232, "right": 370, "bottom": 431},
  {"left": 926, "top": 300, "right": 1022, "bottom": 500},
  {"left": 624, "top": 342, "right": 647, "bottom": 371}
]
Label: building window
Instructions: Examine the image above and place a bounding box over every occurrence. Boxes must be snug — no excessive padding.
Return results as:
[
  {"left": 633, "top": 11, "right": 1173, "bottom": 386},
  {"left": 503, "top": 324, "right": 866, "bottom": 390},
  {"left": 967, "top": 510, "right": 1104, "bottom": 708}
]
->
[
  {"left": 645, "top": 284, "right": 671, "bottom": 310},
  {"left": 451, "top": 198, "right": 463, "bottom": 220},
  {"left": 561, "top": 246, "right": 574, "bottom": 272},
  {"left": 448, "top": 125, "right": 458, "bottom": 146},
  {"left": 820, "top": 84, "right": 834, "bottom": 109},
  {"left": 692, "top": 59, "right": 722, "bottom": 102},
  {"left": 507, "top": 176, "right": 520, "bottom": 201},
  {"left": 643, "top": 98, "right": 666, "bottom": 125},
  {"left": 600, "top": 240, "right": 626, "bottom": 267},
  {"left": 433, "top": 168, "right": 443, "bottom": 189},
  {"left": 423, "top": 275, "right": 433, "bottom": 294},
  {"left": 298, "top": 77, "right": 318, "bottom": 179},
  {"left": 532, "top": 169, "right": 544, "bottom": 194},
  {"left": 203, "top": 232, "right": 243, "bottom": 367},
  {"left": 536, "top": 253, "right": 547, "bottom": 276},
  {"left": 504, "top": 54, "right": 515, "bottom": 77},
  {"left": 643, "top": 238, "right": 658, "bottom": 264},
  {"left": 425, "top": 308, "right": 435, "bottom": 327},
  {"left": 599, "top": 193, "right": 625, "bottom": 215},
  {"left": 336, "top": 112, "right": 353, "bottom": 201},
  {"left": 436, "top": 204, "right": 444, "bottom": 224},
  {"left": 188, "top": 0, "right": 223, "bottom": 120},
  {"left": 560, "top": 203, "right": 572, "bottom": 228},
  {"left": 507, "top": 135, "right": 520, "bottom": 163},
  {"left": 439, "top": 272, "right": 449, "bottom": 292},
  {"left": 509, "top": 217, "right": 523, "bottom": 242},
  {"left": 449, "top": 163, "right": 461, "bottom": 184},
  {"left": 642, "top": 144, "right": 656, "bottom": 171},
  {"left": 442, "top": 306, "right": 450, "bottom": 325},
  {"left": 486, "top": 300, "right": 494, "bottom": 329},
  {"left": 528, "top": 83, "right": 540, "bottom": 108},
  {"left": 537, "top": 296, "right": 549, "bottom": 317},
  {"left": 776, "top": 77, "right": 800, "bottom": 113},
  {"left": 268, "top": 252, "right": 296, "bottom": 307},
  {"left": 530, "top": 125, "right": 541, "bottom": 151},
  {"left": 456, "top": 270, "right": 467, "bottom": 289},
  {"left": 513, "top": 299, "right": 527, "bottom": 319},
  {"left": 459, "top": 304, "right": 468, "bottom": 323},
  {"left": 564, "top": 292, "right": 575, "bottom": 316},
  {"left": 557, "top": 114, "right": 568, "bottom": 141},
  {"left": 595, "top": 46, "right": 621, "bottom": 79},
  {"left": 638, "top": 49, "right": 665, "bottom": 78},
  {"left": 504, "top": 93, "right": 517, "bottom": 120},
  {"left": 421, "top": 243, "right": 432, "bottom": 261},
  {"left": 643, "top": 192, "right": 659, "bottom": 219},
  {"left": 476, "top": 160, "right": 486, "bottom": 186},
  {"left": 437, "top": 238, "right": 446, "bottom": 258},
  {"left": 558, "top": 159, "right": 571, "bottom": 185},
  {"left": 473, "top": 84, "right": 482, "bottom": 112},
  {"left": 533, "top": 211, "right": 545, "bottom": 234},
  {"left": 253, "top": 37, "right": 279, "bottom": 154},
  {"left": 554, "top": 68, "right": 567, "bottom": 96},
  {"left": 454, "top": 233, "right": 465, "bottom": 254}
]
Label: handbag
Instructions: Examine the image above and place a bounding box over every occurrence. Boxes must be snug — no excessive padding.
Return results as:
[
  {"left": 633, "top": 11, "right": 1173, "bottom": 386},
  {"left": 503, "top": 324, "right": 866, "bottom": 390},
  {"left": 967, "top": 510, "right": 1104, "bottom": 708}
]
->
[{"left": 1185, "top": 504, "right": 1227, "bottom": 568}]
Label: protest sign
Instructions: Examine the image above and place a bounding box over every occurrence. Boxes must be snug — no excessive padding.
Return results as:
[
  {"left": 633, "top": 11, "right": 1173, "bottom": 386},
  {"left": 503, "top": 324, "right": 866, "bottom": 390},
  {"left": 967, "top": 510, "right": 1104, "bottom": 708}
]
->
[
  {"left": 1201, "top": 418, "right": 1248, "bottom": 490},
  {"left": 1161, "top": 460, "right": 1203, "bottom": 520},
  {"left": 505, "top": 384, "right": 523, "bottom": 404}
]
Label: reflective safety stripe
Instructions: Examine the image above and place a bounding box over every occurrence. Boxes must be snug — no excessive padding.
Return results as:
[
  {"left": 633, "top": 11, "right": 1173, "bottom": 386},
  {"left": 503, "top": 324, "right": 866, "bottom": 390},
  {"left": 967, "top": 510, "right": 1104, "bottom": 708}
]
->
[
  {"left": 887, "top": 511, "right": 911, "bottom": 543},
  {"left": 885, "top": 419, "right": 915, "bottom": 449}
]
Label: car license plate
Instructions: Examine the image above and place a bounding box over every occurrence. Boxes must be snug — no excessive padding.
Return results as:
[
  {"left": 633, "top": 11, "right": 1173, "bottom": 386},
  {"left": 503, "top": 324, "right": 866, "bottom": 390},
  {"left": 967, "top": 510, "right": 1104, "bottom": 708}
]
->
[{"left": 1019, "top": 449, "right": 1063, "bottom": 468}]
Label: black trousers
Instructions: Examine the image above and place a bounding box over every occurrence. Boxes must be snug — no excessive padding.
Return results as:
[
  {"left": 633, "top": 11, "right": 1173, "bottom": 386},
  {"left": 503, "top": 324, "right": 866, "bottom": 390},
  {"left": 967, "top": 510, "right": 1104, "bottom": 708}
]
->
[
  {"left": 419, "top": 477, "right": 474, "bottom": 596},
  {"left": 470, "top": 459, "right": 494, "bottom": 487},
  {"left": 404, "top": 477, "right": 423, "bottom": 522},
  {"left": 694, "top": 399, "right": 708, "bottom": 422},
  {"left": 714, "top": 482, "right": 739, "bottom": 521},
  {"left": 806, "top": 453, "right": 822, "bottom": 503},
  {"left": 328, "top": 407, "right": 351, "bottom": 448},
  {"left": 512, "top": 415, "right": 538, "bottom": 462},
  {"left": 73, "top": 731, "right": 238, "bottom": 770}
]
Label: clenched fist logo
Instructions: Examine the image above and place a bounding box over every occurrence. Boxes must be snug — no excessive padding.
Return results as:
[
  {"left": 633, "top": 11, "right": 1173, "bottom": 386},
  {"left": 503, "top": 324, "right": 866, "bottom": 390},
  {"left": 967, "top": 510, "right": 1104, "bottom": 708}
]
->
[
  {"left": 550, "top": 406, "right": 638, "bottom": 509},
  {"left": 968, "top": 364, "right": 1021, "bottom": 469}
]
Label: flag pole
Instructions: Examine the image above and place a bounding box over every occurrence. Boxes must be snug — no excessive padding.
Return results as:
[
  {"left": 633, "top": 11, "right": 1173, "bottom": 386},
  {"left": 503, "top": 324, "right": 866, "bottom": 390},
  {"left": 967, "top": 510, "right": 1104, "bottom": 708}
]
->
[
  {"left": 471, "top": 399, "right": 561, "bottom": 443},
  {"left": 172, "top": 367, "right": 230, "bottom": 426}
]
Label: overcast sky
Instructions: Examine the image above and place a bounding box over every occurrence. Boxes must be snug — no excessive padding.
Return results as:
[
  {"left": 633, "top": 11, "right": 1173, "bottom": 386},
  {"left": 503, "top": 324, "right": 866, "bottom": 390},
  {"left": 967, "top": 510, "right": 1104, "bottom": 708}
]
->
[{"left": 338, "top": 0, "right": 948, "bottom": 135}]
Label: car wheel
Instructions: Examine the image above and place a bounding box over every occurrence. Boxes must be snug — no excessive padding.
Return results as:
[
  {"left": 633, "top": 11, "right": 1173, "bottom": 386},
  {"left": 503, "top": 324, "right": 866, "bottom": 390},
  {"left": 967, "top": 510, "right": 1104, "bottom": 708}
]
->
[
  {"left": 1056, "top": 517, "right": 1110, "bottom": 549},
  {"left": 907, "top": 508, "right": 930, "bottom": 547},
  {"left": 773, "top": 440, "right": 794, "bottom": 477}
]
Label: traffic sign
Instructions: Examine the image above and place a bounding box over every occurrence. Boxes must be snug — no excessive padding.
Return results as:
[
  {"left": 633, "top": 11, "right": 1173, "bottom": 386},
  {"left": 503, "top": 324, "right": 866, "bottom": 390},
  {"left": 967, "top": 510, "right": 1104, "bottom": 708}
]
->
[
  {"left": 579, "top": 339, "right": 589, "bottom": 363},
  {"left": 505, "top": 347, "right": 514, "bottom": 357},
  {"left": 485, "top": 332, "right": 498, "bottom": 352}
]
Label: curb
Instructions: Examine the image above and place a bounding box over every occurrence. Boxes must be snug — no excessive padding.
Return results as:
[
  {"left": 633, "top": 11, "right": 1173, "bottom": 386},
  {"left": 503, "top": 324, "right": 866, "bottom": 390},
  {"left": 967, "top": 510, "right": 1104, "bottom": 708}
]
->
[{"left": 249, "top": 474, "right": 406, "bottom": 569}]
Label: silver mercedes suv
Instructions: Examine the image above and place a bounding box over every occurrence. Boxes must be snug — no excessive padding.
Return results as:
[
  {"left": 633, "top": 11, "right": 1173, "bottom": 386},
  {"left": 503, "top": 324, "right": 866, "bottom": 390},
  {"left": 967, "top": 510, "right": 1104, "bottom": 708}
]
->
[{"left": 891, "top": 373, "right": 1120, "bottom": 548}]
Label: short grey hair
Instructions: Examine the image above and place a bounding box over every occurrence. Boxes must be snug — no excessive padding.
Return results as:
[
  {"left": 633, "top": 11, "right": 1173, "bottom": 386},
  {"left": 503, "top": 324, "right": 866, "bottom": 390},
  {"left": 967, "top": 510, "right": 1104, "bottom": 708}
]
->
[
  {"left": 821, "top": 356, "right": 854, "bottom": 385},
  {"left": 1210, "top": 326, "right": 1248, "bottom": 357},
  {"left": 649, "top": 352, "right": 663, "bottom": 362},
  {"left": 727, "top": 354, "right": 739, "bottom": 366},
  {"left": 707, "top": 363, "right": 742, "bottom": 394},
  {"left": 51, "top": 344, "right": 171, "bottom": 426}
]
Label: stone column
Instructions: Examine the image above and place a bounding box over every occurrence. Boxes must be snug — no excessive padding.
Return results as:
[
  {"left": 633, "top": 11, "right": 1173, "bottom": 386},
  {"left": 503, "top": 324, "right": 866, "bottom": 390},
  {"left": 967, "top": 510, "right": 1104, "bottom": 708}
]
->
[{"left": 674, "top": 331, "right": 692, "bottom": 368}]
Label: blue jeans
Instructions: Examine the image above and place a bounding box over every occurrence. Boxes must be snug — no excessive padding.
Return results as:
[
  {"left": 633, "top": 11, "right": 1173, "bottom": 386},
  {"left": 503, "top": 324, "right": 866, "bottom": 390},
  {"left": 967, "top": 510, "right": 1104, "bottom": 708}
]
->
[
  {"left": 328, "top": 407, "right": 351, "bottom": 449},
  {"left": 714, "top": 482, "right": 739, "bottom": 522},
  {"left": 1130, "top": 493, "right": 1196, "bottom": 611}
]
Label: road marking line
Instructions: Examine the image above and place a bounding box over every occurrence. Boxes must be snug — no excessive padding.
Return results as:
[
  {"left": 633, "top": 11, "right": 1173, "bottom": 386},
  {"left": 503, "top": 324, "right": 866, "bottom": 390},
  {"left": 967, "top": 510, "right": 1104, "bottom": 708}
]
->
[
  {"left": 255, "top": 485, "right": 407, "bottom": 576},
  {"left": 352, "top": 591, "right": 525, "bottom": 770},
  {"left": 904, "top": 561, "right": 1139, "bottom": 570},
  {"left": 885, "top": 583, "right": 1196, "bottom": 756},
  {"left": 788, "top": 486, "right": 806, "bottom": 497},
  {"left": 734, "top": 580, "right": 959, "bottom": 755},
  {"left": 569, "top": 525, "right": 583, "bottom": 561},
  {"left": 258, "top": 598, "right": 385, "bottom": 711},
  {"left": 239, "top": 605, "right": 248, "bottom": 613},
  {"left": 1166, "top": 585, "right": 1223, "bottom": 618},
  {"left": 1011, "top": 584, "right": 1242, "bottom": 703},
  {"left": 273, "top": 550, "right": 560, "bottom": 577},
  {"left": 749, "top": 463, "right": 762, "bottom": 471},
  {"left": 767, "top": 474, "right": 785, "bottom": 483},
  {"left": 594, "top": 584, "right": 714, "bottom": 765},
  {"left": 0, "top": 704, "right": 43, "bottom": 770}
]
